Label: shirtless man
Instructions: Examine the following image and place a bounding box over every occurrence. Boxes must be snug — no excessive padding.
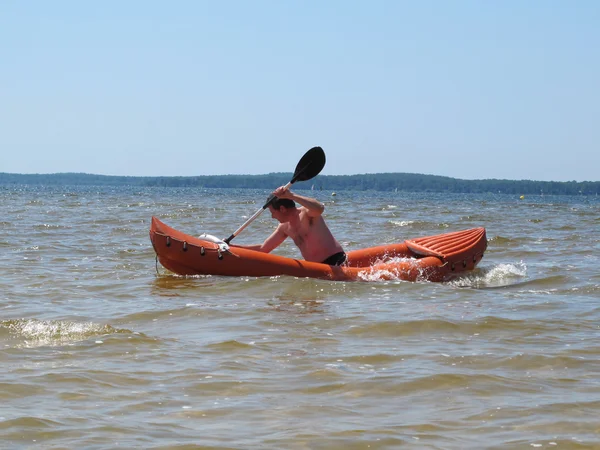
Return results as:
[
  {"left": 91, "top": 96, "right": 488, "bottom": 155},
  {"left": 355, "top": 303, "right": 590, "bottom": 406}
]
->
[{"left": 232, "top": 186, "right": 346, "bottom": 265}]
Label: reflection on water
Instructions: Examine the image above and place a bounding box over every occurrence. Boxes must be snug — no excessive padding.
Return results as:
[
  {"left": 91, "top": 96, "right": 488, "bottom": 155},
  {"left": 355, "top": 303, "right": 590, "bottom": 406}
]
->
[{"left": 150, "top": 273, "right": 217, "bottom": 293}]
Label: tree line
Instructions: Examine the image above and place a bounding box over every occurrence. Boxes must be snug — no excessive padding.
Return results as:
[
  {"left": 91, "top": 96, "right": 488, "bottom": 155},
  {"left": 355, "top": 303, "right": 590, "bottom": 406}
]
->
[{"left": 0, "top": 172, "right": 598, "bottom": 195}]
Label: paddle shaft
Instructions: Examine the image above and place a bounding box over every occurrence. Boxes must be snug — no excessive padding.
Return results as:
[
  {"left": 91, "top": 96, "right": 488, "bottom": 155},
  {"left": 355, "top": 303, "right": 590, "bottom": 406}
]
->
[{"left": 223, "top": 181, "right": 292, "bottom": 244}]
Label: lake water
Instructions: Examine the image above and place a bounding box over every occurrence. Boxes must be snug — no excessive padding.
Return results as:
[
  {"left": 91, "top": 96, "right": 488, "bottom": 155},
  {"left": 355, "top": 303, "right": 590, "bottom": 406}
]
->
[{"left": 1, "top": 185, "right": 599, "bottom": 449}]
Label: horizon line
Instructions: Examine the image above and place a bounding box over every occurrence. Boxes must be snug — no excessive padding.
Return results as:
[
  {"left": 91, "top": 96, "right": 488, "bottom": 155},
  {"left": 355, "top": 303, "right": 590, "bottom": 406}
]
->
[{"left": 1, "top": 171, "right": 597, "bottom": 184}]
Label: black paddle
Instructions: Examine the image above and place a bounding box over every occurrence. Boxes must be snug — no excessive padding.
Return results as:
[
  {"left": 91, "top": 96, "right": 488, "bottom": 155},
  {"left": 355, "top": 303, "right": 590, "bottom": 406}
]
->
[{"left": 223, "top": 146, "right": 326, "bottom": 244}]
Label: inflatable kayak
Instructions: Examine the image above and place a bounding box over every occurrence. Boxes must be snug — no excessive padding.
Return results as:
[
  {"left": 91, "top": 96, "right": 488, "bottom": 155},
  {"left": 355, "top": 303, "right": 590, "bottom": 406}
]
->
[{"left": 150, "top": 217, "right": 487, "bottom": 282}]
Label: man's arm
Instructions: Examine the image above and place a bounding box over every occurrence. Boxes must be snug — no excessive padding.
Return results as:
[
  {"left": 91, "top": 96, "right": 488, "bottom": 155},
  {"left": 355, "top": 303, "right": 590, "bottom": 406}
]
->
[
  {"left": 274, "top": 186, "right": 325, "bottom": 217},
  {"left": 231, "top": 225, "right": 288, "bottom": 253}
]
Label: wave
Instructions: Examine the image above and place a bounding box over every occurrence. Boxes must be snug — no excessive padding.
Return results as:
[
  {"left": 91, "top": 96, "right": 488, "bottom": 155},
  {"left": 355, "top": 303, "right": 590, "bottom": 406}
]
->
[
  {"left": 352, "top": 259, "right": 529, "bottom": 285},
  {"left": 343, "top": 316, "right": 539, "bottom": 337},
  {"left": 447, "top": 262, "right": 528, "bottom": 288},
  {"left": 0, "top": 318, "right": 141, "bottom": 348},
  {"left": 387, "top": 219, "right": 416, "bottom": 227}
]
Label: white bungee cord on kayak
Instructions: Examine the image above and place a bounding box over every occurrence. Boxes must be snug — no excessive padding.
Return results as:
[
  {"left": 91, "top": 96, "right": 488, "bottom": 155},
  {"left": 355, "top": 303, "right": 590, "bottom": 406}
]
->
[{"left": 198, "top": 233, "right": 231, "bottom": 254}]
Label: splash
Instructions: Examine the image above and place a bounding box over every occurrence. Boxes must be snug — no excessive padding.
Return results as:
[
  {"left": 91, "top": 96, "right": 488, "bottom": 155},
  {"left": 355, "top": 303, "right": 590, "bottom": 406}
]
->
[
  {"left": 447, "top": 262, "right": 528, "bottom": 288},
  {"left": 357, "top": 256, "right": 425, "bottom": 282},
  {"left": 2, "top": 318, "right": 116, "bottom": 348},
  {"left": 358, "top": 268, "right": 403, "bottom": 282}
]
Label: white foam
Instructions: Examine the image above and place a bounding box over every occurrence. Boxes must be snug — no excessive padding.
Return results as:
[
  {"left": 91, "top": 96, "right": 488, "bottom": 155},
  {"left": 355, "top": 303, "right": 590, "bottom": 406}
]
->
[
  {"left": 447, "top": 262, "right": 528, "bottom": 288},
  {"left": 7, "top": 319, "right": 110, "bottom": 348},
  {"left": 389, "top": 220, "right": 414, "bottom": 227}
]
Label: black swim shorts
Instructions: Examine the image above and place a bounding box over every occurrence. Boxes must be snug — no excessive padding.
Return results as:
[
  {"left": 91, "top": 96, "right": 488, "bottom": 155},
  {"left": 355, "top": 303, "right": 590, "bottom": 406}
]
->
[{"left": 321, "top": 251, "right": 347, "bottom": 266}]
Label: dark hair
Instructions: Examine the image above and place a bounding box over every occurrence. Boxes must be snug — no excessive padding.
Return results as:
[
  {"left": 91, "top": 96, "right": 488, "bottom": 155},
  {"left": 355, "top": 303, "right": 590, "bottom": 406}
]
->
[{"left": 268, "top": 197, "right": 295, "bottom": 209}]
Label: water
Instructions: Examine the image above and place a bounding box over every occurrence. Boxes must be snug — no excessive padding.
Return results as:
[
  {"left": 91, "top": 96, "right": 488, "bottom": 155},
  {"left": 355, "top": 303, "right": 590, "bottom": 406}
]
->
[{"left": 1, "top": 186, "right": 599, "bottom": 449}]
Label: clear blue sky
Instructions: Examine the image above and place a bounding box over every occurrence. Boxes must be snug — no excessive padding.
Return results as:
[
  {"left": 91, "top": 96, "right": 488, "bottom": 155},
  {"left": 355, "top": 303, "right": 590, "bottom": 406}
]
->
[{"left": 1, "top": 1, "right": 598, "bottom": 181}]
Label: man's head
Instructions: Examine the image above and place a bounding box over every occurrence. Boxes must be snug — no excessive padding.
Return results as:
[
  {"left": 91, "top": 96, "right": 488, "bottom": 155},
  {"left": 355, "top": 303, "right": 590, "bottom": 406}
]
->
[
  {"left": 269, "top": 197, "right": 295, "bottom": 209},
  {"left": 267, "top": 196, "right": 296, "bottom": 222}
]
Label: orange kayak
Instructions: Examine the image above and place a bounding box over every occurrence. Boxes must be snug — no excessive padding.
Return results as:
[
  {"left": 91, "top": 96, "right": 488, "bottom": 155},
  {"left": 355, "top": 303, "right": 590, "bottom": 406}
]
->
[{"left": 149, "top": 217, "right": 487, "bottom": 282}]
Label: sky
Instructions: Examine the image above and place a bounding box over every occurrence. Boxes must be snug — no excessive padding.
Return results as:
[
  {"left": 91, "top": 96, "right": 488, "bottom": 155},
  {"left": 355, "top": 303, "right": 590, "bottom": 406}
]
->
[{"left": 1, "top": 1, "right": 598, "bottom": 182}]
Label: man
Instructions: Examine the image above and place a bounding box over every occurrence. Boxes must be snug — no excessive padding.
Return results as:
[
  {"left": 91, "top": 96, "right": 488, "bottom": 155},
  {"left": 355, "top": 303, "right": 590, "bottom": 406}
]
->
[{"left": 232, "top": 185, "right": 347, "bottom": 265}]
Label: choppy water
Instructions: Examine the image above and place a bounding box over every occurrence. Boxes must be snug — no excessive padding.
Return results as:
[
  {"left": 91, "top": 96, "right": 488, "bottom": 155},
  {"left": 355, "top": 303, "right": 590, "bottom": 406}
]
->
[{"left": 1, "top": 185, "right": 599, "bottom": 449}]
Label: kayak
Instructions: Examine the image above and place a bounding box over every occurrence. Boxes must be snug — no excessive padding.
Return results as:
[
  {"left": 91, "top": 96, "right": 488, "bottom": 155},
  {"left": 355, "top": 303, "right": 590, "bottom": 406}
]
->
[{"left": 149, "top": 217, "right": 487, "bottom": 282}]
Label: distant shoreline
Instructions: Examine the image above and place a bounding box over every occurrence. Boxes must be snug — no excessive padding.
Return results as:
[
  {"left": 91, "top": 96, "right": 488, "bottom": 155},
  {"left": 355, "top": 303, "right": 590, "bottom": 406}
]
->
[{"left": 1, "top": 172, "right": 598, "bottom": 196}]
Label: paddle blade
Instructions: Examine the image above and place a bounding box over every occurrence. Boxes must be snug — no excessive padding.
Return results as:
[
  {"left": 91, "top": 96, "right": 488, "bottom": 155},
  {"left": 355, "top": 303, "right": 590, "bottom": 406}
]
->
[{"left": 290, "top": 146, "right": 326, "bottom": 183}]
